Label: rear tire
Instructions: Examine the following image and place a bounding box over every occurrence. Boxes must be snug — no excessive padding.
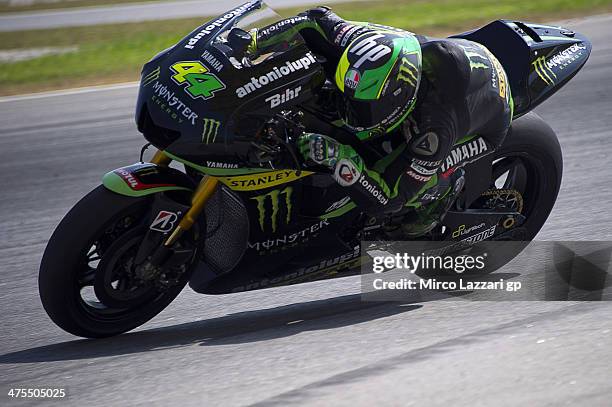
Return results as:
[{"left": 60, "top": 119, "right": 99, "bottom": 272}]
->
[
  {"left": 494, "top": 111, "right": 563, "bottom": 240},
  {"left": 39, "top": 186, "right": 192, "bottom": 338},
  {"left": 459, "top": 111, "right": 563, "bottom": 273}
]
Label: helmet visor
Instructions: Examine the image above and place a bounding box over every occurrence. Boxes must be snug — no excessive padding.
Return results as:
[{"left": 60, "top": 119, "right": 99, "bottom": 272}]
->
[{"left": 341, "top": 83, "right": 415, "bottom": 131}]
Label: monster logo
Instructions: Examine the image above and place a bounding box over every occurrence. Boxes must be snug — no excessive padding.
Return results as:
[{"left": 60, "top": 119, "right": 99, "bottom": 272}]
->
[
  {"left": 142, "top": 66, "right": 160, "bottom": 87},
  {"left": 251, "top": 187, "right": 293, "bottom": 232},
  {"left": 397, "top": 56, "right": 419, "bottom": 87},
  {"left": 460, "top": 45, "right": 489, "bottom": 71},
  {"left": 202, "top": 118, "right": 220, "bottom": 143},
  {"left": 532, "top": 56, "right": 557, "bottom": 86}
]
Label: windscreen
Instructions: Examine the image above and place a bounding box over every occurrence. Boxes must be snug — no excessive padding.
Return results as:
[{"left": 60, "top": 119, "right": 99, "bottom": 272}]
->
[{"left": 212, "top": 1, "right": 308, "bottom": 67}]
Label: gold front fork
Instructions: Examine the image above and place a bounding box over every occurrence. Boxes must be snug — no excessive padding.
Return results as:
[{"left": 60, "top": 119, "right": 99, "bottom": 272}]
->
[
  {"left": 149, "top": 149, "right": 219, "bottom": 247},
  {"left": 150, "top": 150, "right": 172, "bottom": 166},
  {"left": 164, "top": 175, "right": 218, "bottom": 246}
]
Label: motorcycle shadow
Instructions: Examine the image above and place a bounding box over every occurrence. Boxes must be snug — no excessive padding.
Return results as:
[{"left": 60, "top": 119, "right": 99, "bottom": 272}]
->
[
  {"left": 1, "top": 274, "right": 525, "bottom": 364},
  {"left": 0, "top": 288, "right": 468, "bottom": 364}
]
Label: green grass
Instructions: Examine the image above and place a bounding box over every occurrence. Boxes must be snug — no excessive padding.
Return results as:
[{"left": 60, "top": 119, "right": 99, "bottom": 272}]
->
[
  {"left": 0, "top": 0, "right": 165, "bottom": 14},
  {"left": 331, "top": 0, "right": 612, "bottom": 31},
  {"left": 1, "top": 0, "right": 611, "bottom": 95}
]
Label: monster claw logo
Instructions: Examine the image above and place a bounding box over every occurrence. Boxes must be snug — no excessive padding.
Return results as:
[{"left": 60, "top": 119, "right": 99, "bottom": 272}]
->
[
  {"left": 397, "top": 57, "right": 419, "bottom": 87},
  {"left": 461, "top": 45, "right": 489, "bottom": 71},
  {"left": 142, "top": 66, "right": 160, "bottom": 87},
  {"left": 202, "top": 118, "right": 220, "bottom": 143},
  {"left": 532, "top": 56, "right": 557, "bottom": 86},
  {"left": 170, "top": 61, "right": 226, "bottom": 100},
  {"left": 251, "top": 187, "right": 293, "bottom": 232}
]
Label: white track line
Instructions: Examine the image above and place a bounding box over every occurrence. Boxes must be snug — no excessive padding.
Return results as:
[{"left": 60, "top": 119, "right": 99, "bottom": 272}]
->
[{"left": 0, "top": 81, "right": 138, "bottom": 103}]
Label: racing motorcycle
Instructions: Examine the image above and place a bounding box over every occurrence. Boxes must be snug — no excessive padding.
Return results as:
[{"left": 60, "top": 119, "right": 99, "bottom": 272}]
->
[{"left": 39, "top": 0, "right": 591, "bottom": 337}]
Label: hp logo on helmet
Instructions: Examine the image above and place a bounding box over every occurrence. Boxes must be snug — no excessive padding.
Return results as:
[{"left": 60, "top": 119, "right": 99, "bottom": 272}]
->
[{"left": 350, "top": 34, "right": 392, "bottom": 69}]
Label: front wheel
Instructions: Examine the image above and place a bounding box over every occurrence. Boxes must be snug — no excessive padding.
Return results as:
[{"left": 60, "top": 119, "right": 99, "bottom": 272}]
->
[{"left": 39, "top": 186, "right": 197, "bottom": 338}]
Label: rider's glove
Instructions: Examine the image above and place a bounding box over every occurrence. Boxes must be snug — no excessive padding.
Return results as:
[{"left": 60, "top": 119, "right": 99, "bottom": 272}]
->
[{"left": 298, "top": 133, "right": 364, "bottom": 186}]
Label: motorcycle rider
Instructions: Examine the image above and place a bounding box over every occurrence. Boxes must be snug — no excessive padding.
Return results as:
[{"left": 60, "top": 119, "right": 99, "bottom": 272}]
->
[{"left": 246, "top": 6, "right": 513, "bottom": 234}]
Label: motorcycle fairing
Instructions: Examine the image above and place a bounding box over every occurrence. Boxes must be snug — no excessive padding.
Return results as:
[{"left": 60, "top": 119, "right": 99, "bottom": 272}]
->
[
  {"left": 136, "top": 0, "right": 326, "bottom": 174},
  {"left": 451, "top": 20, "right": 592, "bottom": 118},
  {"left": 103, "top": 163, "right": 195, "bottom": 197}
]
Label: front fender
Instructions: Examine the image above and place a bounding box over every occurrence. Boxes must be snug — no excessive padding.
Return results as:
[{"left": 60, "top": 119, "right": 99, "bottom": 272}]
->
[{"left": 103, "top": 163, "right": 195, "bottom": 197}]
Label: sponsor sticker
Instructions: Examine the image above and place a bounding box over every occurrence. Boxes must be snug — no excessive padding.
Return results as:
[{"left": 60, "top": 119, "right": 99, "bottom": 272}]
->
[
  {"left": 344, "top": 69, "right": 361, "bottom": 89},
  {"left": 219, "top": 170, "right": 313, "bottom": 191},
  {"left": 202, "top": 118, "right": 221, "bottom": 143},
  {"left": 205, "top": 161, "right": 238, "bottom": 169},
  {"left": 410, "top": 161, "right": 438, "bottom": 176},
  {"left": 460, "top": 225, "right": 496, "bottom": 243},
  {"left": 231, "top": 246, "right": 361, "bottom": 292},
  {"left": 151, "top": 81, "right": 199, "bottom": 125},
  {"left": 546, "top": 43, "right": 587, "bottom": 71},
  {"left": 142, "top": 66, "right": 160, "bottom": 87},
  {"left": 341, "top": 26, "right": 361, "bottom": 47},
  {"left": 532, "top": 56, "right": 557, "bottom": 86},
  {"left": 250, "top": 186, "right": 293, "bottom": 233},
  {"left": 236, "top": 53, "right": 316, "bottom": 98},
  {"left": 411, "top": 132, "right": 439, "bottom": 156},
  {"left": 461, "top": 44, "right": 490, "bottom": 71},
  {"left": 441, "top": 137, "right": 489, "bottom": 172},
  {"left": 358, "top": 174, "right": 389, "bottom": 205},
  {"left": 334, "top": 158, "right": 360, "bottom": 186},
  {"left": 184, "top": 1, "right": 258, "bottom": 49},
  {"left": 334, "top": 25, "right": 352, "bottom": 45},
  {"left": 452, "top": 223, "right": 486, "bottom": 239},
  {"left": 349, "top": 33, "right": 392, "bottom": 69},
  {"left": 326, "top": 196, "right": 351, "bottom": 213},
  {"left": 150, "top": 211, "right": 178, "bottom": 232},
  {"left": 397, "top": 56, "right": 419, "bottom": 87},
  {"left": 248, "top": 220, "right": 330, "bottom": 252},
  {"left": 265, "top": 86, "right": 302, "bottom": 109},
  {"left": 201, "top": 50, "right": 224, "bottom": 72},
  {"left": 406, "top": 170, "right": 432, "bottom": 182},
  {"left": 260, "top": 16, "right": 308, "bottom": 37}
]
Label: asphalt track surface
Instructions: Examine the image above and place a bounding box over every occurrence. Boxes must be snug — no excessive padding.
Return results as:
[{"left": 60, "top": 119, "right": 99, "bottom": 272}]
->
[
  {"left": 1, "top": 14, "right": 612, "bottom": 407},
  {"left": 0, "top": 0, "right": 364, "bottom": 32}
]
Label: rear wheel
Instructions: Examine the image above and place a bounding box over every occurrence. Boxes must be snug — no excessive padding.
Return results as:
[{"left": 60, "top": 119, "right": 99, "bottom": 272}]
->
[
  {"left": 403, "top": 112, "right": 563, "bottom": 275},
  {"left": 39, "top": 186, "right": 198, "bottom": 338},
  {"left": 475, "top": 111, "right": 563, "bottom": 240},
  {"left": 452, "top": 112, "right": 563, "bottom": 273}
]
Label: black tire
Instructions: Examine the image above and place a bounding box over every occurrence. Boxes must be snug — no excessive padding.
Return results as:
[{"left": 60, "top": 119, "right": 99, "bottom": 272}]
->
[
  {"left": 458, "top": 111, "right": 563, "bottom": 274},
  {"left": 39, "top": 186, "right": 191, "bottom": 338},
  {"left": 494, "top": 111, "right": 563, "bottom": 240},
  {"left": 409, "top": 111, "right": 563, "bottom": 277}
]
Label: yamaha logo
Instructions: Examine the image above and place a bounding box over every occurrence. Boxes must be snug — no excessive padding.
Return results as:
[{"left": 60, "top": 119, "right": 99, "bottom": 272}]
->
[{"left": 441, "top": 137, "right": 489, "bottom": 172}]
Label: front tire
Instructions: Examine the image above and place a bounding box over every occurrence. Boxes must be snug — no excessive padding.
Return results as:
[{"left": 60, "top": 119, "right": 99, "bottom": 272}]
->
[{"left": 39, "top": 186, "right": 192, "bottom": 338}]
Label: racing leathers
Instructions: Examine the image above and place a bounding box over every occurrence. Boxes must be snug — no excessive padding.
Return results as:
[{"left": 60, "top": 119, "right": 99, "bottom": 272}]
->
[{"left": 250, "top": 7, "right": 514, "bottom": 216}]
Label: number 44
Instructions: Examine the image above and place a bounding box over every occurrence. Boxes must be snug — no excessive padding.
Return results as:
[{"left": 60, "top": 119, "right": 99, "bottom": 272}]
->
[{"left": 170, "top": 61, "right": 226, "bottom": 100}]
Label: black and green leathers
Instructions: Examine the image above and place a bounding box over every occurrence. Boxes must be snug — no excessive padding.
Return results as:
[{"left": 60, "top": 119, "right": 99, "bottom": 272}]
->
[{"left": 249, "top": 7, "right": 513, "bottom": 215}]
